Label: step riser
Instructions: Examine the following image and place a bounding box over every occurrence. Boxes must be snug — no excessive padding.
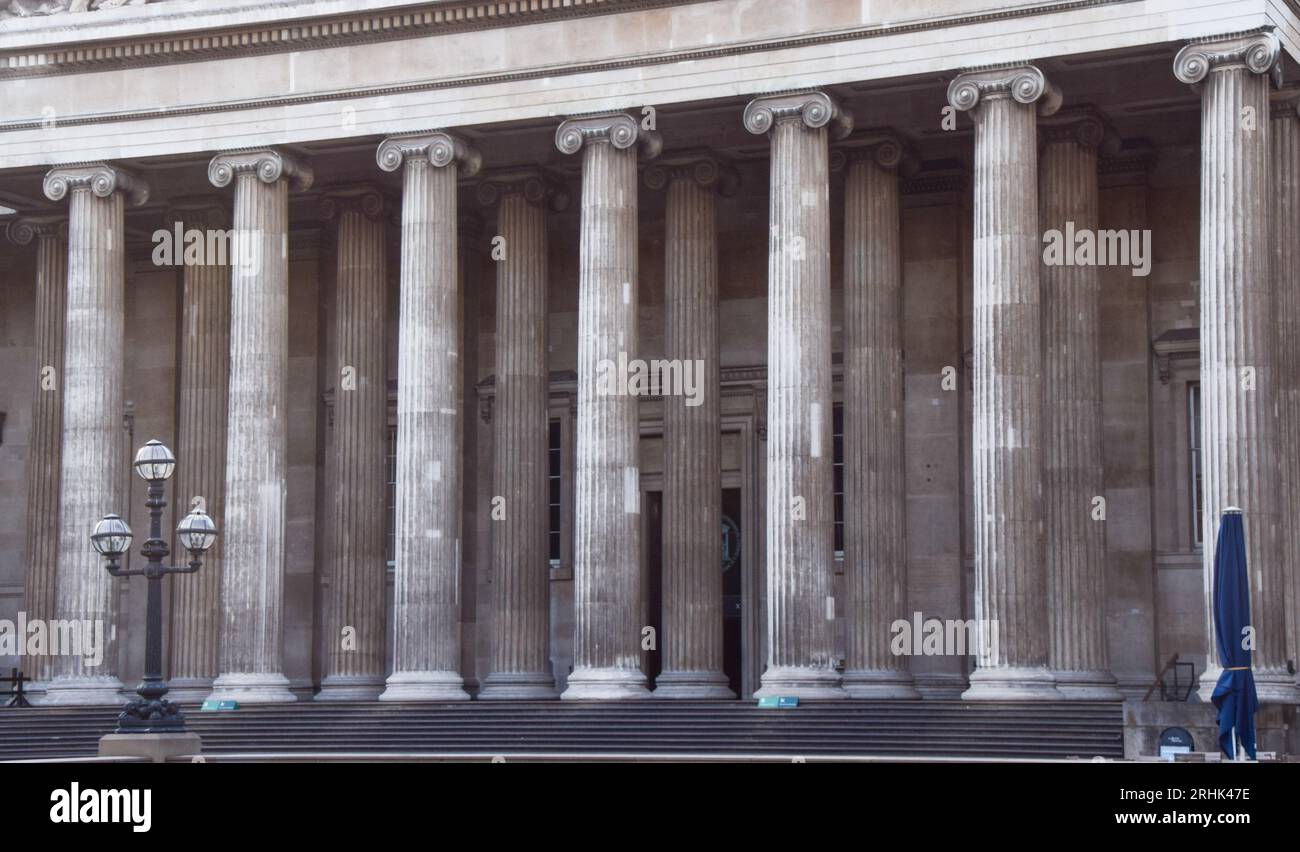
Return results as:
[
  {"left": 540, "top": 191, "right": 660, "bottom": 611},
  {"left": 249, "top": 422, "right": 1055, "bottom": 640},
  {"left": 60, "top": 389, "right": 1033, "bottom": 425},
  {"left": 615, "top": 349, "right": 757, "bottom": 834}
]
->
[{"left": 0, "top": 701, "right": 1124, "bottom": 761}]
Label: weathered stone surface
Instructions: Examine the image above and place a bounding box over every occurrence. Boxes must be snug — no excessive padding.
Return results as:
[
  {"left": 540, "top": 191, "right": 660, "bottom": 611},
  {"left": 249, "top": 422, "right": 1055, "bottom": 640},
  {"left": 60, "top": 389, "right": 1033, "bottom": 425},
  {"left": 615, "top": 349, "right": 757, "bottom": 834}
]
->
[
  {"left": 377, "top": 133, "right": 478, "bottom": 701},
  {"left": 40, "top": 163, "right": 147, "bottom": 705},
  {"left": 837, "top": 135, "right": 918, "bottom": 699},
  {"left": 1174, "top": 32, "right": 1297, "bottom": 704},
  {"left": 557, "top": 112, "right": 659, "bottom": 700},
  {"left": 318, "top": 186, "right": 388, "bottom": 701},
  {"left": 645, "top": 153, "right": 735, "bottom": 699},
  {"left": 949, "top": 66, "right": 1061, "bottom": 699},
  {"left": 165, "top": 201, "right": 230, "bottom": 703},
  {"left": 6, "top": 216, "right": 65, "bottom": 690},
  {"left": 1271, "top": 90, "right": 1300, "bottom": 695},
  {"left": 1039, "top": 109, "right": 1121, "bottom": 699},
  {"left": 207, "top": 149, "right": 312, "bottom": 704},
  {"left": 478, "top": 170, "right": 564, "bottom": 700},
  {"left": 745, "top": 91, "right": 851, "bottom": 699}
]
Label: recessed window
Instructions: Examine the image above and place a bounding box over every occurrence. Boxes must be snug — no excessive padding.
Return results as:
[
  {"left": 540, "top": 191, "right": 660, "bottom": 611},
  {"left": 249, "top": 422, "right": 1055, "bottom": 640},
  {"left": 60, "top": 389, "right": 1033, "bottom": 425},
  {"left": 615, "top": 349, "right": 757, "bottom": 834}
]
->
[
  {"left": 1188, "top": 381, "right": 1202, "bottom": 548},
  {"left": 833, "top": 403, "right": 844, "bottom": 555},
  {"left": 549, "top": 418, "right": 562, "bottom": 565},
  {"left": 386, "top": 424, "right": 397, "bottom": 568}
]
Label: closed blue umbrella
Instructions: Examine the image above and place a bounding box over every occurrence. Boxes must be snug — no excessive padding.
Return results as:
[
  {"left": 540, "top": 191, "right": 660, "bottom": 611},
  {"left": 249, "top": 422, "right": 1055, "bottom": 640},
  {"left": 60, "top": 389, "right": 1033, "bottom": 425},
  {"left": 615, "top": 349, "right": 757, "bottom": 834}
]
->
[{"left": 1210, "top": 508, "right": 1258, "bottom": 760}]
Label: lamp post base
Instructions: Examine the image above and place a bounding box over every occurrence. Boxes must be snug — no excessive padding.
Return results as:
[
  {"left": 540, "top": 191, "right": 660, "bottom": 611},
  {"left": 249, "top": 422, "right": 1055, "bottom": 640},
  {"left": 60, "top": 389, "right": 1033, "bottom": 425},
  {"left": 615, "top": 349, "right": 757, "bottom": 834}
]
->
[
  {"left": 116, "top": 696, "right": 189, "bottom": 733},
  {"left": 98, "top": 732, "right": 202, "bottom": 763}
]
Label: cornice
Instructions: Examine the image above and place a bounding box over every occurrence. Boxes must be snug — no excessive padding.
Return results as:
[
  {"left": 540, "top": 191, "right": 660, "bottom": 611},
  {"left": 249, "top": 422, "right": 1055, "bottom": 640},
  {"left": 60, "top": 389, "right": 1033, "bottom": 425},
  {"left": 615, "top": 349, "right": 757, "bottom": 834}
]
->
[
  {"left": 0, "top": 0, "right": 691, "bottom": 80},
  {"left": 0, "top": 0, "right": 1145, "bottom": 113}
]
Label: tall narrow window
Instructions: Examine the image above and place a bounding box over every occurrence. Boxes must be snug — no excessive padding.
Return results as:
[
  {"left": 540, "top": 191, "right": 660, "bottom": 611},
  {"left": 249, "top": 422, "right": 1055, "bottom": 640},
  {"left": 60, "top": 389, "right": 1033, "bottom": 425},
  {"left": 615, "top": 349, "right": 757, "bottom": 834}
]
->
[
  {"left": 549, "top": 418, "right": 562, "bottom": 566},
  {"left": 1188, "top": 381, "right": 1203, "bottom": 547},
  {"left": 386, "top": 424, "right": 397, "bottom": 568},
  {"left": 833, "top": 403, "right": 844, "bottom": 556}
]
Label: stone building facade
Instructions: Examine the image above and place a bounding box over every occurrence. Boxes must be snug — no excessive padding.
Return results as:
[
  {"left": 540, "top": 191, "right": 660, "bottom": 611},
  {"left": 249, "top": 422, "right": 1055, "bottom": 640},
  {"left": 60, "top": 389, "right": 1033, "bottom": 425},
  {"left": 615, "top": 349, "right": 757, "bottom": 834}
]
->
[{"left": 0, "top": 0, "right": 1298, "bottom": 705}]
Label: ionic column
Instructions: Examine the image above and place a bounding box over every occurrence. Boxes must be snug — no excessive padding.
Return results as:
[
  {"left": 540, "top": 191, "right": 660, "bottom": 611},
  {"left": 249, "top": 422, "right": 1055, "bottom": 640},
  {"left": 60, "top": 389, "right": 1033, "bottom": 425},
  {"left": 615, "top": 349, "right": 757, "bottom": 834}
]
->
[
  {"left": 40, "top": 164, "right": 148, "bottom": 705},
  {"left": 7, "top": 216, "right": 67, "bottom": 690},
  {"left": 165, "top": 201, "right": 231, "bottom": 703},
  {"left": 475, "top": 170, "right": 566, "bottom": 699},
  {"left": 1038, "top": 109, "right": 1123, "bottom": 699},
  {"left": 555, "top": 113, "right": 660, "bottom": 700},
  {"left": 743, "top": 91, "right": 852, "bottom": 699},
  {"left": 836, "top": 135, "right": 920, "bottom": 699},
  {"left": 948, "top": 65, "right": 1063, "bottom": 699},
  {"left": 206, "top": 149, "right": 312, "bottom": 704},
  {"left": 1273, "top": 89, "right": 1300, "bottom": 694},
  {"left": 376, "top": 133, "right": 480, "bottom": 701},
  {"left": 1175, "top": 32, "right": 1297, "bottom": 703},
  {"left": 644, "top": 152, "right": 738, "bottom": 699},
  {"left": 318, "top": 186, "right": 390, "bottom": 701}
]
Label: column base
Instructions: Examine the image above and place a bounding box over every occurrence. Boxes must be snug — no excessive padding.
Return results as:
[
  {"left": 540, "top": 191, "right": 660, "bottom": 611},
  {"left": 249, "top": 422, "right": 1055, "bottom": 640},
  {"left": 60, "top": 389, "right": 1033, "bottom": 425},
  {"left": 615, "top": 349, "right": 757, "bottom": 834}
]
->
[
  {"left": 755, "top": 666, "right": 847, "bottom": 700},
  {"left": 1255, "top": 669, "right": 1300, "bottom": 704},
  {"left": 561, "top": 667, "right": 651, "bottom": 700},
  {"left": 164, "top": 677, "right": 215, "bottom": 704},
  {"left": 962, "top": 666, "right": 1062, "bottom": 700},
  {"left": 316, "top": 674, "right": 386, "bottom": 702},
  {"left": 1050, "top": 669, "right": 1124, "bottom": 700},
  {"left": 842, "top": 668, "right": 921, "bottom": 699},
  {"left": 207, "top": 672, "right": 297, "bottom": 704},
  {"left": 652, "top": 670, "right": 736, "bottom": 699},
  {"left": 479, "top": 671, "right": 559, "bottom": 700},
  {"left": 1196, "top": 667, "right": 1219, "bottom": 703},
  {"left": 1197, "top": 666, "right": 1300, "bottom": 704},
  {"left": 40, "top": 675, "right": 127, "bottom": 706},
  {"left": 379, "top": 671, "right": 470, "bottom": 702}
]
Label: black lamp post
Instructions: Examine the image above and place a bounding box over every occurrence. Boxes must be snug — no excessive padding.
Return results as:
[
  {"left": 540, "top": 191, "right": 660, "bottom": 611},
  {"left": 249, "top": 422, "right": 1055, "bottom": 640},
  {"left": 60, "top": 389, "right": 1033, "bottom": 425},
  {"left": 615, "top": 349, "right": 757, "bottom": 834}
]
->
[{"left": 90, "top": 439, "right": 217, "bottom": 734}]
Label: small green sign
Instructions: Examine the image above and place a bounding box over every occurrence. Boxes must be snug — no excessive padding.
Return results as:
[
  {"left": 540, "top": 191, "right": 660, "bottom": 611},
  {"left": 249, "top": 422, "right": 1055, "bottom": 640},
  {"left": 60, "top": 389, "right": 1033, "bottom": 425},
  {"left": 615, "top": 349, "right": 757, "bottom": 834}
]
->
[
  {"left": 757, "top": 696, "right": 799, "bottom": 709},
  {"left": 200, "top": 699, "right": 238, "bottom": 711}
]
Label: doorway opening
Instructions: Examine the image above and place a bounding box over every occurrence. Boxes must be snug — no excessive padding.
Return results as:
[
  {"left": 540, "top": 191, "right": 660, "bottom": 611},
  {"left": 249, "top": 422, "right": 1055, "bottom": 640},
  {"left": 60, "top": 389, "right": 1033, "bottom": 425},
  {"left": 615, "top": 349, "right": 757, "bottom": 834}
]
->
[{"left": 643, "top": 487, "right": 744, "bottom": 695}]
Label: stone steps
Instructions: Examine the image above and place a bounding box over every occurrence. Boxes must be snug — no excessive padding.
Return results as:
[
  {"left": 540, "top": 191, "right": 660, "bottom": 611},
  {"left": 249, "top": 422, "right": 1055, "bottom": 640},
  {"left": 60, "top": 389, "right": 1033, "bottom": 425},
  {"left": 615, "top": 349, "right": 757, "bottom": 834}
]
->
[{"left": 0, "top": 700, "right": 1123, "bottom": 761}]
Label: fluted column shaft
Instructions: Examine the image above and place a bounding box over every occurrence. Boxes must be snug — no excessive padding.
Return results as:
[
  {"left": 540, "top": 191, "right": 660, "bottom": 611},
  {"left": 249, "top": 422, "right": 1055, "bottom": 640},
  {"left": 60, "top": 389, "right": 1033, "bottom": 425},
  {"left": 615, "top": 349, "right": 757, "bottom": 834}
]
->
[
  {"left": 649, "top": 156, "right": 733, "bottom": 698},
  {"left": 377, "top": 133, "right": 479, "bottom": 701},
  {"left": 207, "top": 150, "right": 311, "bottom": 704},
  {"left": 41, "top": 164, "right": 147, "bottom": 705},
  {"left": 167, "top": 204, "right": 231, "bottom": 702},
  {"left": 744, "top": 91, "right": 851, "bottom": 699},
  {"left": 479, "top": 174, "right": 560, "bottom": 699},
  {"left": 839, "top": 140, "right": 918, "bottom": 698},
  {"left": 1039, "top": 114, "right": 1122, "bottom": 699},
  {"left": 556, "top": 113, "right": 659, "bottom": 699},
  {"left": 1274, "top": 93, "right": 1300, "bottom": 692},
  {"left": 10, "top": 220, "right": 66, "bottom": 688},
  {"left": 319, "top": 189, "right": 389, "bottom": 700},
  {"left": 950, "top": 66, "right": 1062, "bottom": 699},
  {"left": 1174, "top": 33, "right": 1295, "bottom": 703}
]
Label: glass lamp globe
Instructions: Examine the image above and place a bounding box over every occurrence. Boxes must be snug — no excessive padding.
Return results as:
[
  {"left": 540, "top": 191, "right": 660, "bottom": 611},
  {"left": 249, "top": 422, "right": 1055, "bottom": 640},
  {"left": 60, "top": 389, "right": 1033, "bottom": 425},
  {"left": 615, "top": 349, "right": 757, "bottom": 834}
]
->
[
  {"left": 90, "top": 513, "right": 133, "bottom": 558},
  {"left": 176, "top": 508, "right": 218, "bottom": 554},
  {"left": 133, "top": 439, "right": 176, "bottom": 482}
]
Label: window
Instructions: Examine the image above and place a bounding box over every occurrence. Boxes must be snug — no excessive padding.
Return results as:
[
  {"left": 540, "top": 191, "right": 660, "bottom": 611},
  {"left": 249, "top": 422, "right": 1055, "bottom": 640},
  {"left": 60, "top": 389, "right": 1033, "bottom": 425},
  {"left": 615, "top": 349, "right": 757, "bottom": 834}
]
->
[
  {"left": 549, "top": 418, "right": 562, "bottom": 565},
  {"left": 386, "top": 424, "right": 397, "bottom": 568},
  {"left": 833, "top": 403, "right": 844, "bottom": 555},
  {"left": 1188, "top": 381, "right": 1202, "bottom": 548}
]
